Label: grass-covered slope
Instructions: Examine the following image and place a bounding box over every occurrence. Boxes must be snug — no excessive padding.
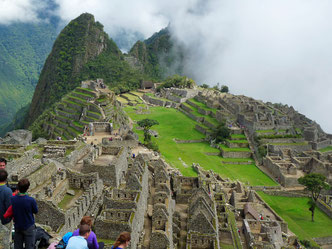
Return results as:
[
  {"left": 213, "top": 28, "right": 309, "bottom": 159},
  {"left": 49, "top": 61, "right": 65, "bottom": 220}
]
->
[
  {"left": 124, "top": 100, "right": 276, "bottom": 186},
  {"left": 258, "top": 192, "right": 332, "bottom": 243}
]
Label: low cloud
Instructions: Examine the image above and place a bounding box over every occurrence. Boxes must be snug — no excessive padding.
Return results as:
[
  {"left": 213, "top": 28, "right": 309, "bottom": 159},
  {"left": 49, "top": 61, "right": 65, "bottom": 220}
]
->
[
  {"left": 1, "top": 0, "right": 331, "bottom": 132},
  {"left": 0, "top": 0, "right": 47, "bottom": 24}
]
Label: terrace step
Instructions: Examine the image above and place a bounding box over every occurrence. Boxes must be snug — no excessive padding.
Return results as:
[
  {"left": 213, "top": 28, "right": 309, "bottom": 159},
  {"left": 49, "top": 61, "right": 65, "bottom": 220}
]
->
[{"left": 75, "top": 87, "right": 98, "bottom": 98}]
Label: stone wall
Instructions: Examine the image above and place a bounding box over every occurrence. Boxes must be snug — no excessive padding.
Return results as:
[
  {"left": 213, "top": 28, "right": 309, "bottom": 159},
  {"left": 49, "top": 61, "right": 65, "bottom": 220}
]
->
[
  {"left": 317, "top": 199, "right": 332, "bottom": 219},
  {"left": 64, "top": 144, "right": 92, "bottom": 169},
  {"left": 178, "top": 107, "right": 204, "bottom": 123},
  {"left": 93, "top": 122, "right": 111, "bottom": 132},
  {"left": 102, "top": 138, "right": 138, "bottom": 149},
  {"left": 220, "top": 149, "right": 252, "bottom": 158},
  {"left": 174, "top": 138, "right": 205, "bottom": 144},
  {"left": 312, "top": 139, "right": 332, "bottom": 150},
  {"left": 195, "top": 124, "right": 209, "bottom": 135},
  {"left": 313, "top": 236, "right": 332, "bottom": 246},
  {"left": 202, "top": 119, "right": 216, "bottom": 129},
  {"left": 269, "top": 143, "right": 312, "bottom": 153},
  {"left": 83, "top": 147, "right": 128, "bottom": 187},
  {"left": 143, "top": 94, "right": 165, "bottom": 107},
  {"left": 35, "top": 200, "right": 66, "bottom": 232},
  {"left": 28, "top": 163, "right": 57, "bottom": 190},
  {"left": 180, "top": 103, "right": 193, "bottom": 113}
]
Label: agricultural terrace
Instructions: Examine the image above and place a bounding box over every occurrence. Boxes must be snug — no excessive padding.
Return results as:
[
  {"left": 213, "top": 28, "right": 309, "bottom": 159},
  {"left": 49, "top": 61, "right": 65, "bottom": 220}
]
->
[
  {"left": 122, "top": 92, "right": 276, "bottom": 186},
  {"left": 258, "top": 192, "right": 332, "bottom": 244}
]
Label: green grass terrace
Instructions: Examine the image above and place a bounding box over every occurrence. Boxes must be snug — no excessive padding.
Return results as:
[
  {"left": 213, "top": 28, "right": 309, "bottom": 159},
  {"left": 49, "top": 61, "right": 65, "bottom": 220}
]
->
[
  {"left": 124, "top": 105, "right": 277, "bottom": 186},
  {"left": 187, "top": 98, "right": 217, "bottom": 114},
  {"left": 319, "top": 146, "right": 332, "bottom": 153},
  {"left": 258, "top": 192, "right": 332, "bottom": 244}
]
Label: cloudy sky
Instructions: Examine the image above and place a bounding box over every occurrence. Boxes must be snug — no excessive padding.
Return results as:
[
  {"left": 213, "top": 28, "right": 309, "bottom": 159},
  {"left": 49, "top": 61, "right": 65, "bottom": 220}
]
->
[{"left": 1, "top": 0, "right": 331, "bottom": 133}]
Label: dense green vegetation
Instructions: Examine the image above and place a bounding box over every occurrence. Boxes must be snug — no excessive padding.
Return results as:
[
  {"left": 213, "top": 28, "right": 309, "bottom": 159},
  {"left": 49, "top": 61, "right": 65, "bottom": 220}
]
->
[
  {"left": 0, "top": 21, "right": 58, "bottom": 135},
  {"left": 258, "top": 192, "right": 332, "bottom": 242},
  {"left": 156, "top": 74, "right": 196, "bottom": 91},
  {"left": 80, "top": 38, "right": 146, "bottom": 94}
]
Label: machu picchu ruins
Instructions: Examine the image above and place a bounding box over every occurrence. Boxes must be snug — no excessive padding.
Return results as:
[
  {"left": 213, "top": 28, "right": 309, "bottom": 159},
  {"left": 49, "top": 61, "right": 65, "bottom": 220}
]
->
[{"left": 1, "top": 77, "right": 332, "bottom": 249}]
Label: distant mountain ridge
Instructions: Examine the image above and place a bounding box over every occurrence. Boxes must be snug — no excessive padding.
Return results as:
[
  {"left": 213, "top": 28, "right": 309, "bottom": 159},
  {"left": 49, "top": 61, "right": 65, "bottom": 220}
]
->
[{"left": 0, "top": 21, "right": 58, "bottom": 134}]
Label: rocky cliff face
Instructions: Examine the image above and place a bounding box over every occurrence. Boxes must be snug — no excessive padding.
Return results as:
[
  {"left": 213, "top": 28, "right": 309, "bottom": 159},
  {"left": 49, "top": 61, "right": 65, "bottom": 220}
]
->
[{"left": 26, "top": 13, "right": 108, "bottom": 127}]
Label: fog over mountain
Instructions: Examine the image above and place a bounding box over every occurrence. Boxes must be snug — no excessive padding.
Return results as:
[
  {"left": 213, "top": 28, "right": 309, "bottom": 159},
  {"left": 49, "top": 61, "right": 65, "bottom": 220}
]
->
[{"left": 1, "top": 0, "right": 331, "bottom": 133}]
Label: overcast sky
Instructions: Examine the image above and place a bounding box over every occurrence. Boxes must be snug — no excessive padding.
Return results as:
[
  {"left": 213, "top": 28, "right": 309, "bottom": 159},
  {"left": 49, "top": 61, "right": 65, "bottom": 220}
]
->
[{"left": 0, "top": 0, "right": 331, "bottom": 133}]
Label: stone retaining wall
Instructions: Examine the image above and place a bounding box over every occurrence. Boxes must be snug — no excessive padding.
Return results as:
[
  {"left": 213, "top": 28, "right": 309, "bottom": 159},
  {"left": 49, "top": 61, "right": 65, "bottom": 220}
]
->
[
  {"left": 178, "top": 108, "right": 204, "bottom": 122},
  {"left": 143, "top": 94, "right": 165, "bottom": 107},
  {"left": 317, "top": 199, "right": 332, "bottom": 219},
  {"left": 180, "top": 103, "right": 193, "bottom": 113},
  {"left": 174, "top": 138, "right": 205, "bottom": 143},
  {"left": 220, "top": 149, "right": 252, "bottom": 158},
  {"left": 195, "top": 124, "right": 210, "bottom": 135},
  {"left": 202, "top": 119, "right": 216, "bottom": 129},
  {"left": 313, "top": 236, "right": 332, "bottom": 246},
  {"left": 226, "top": 141, "right": 248, "bottom": 148},
  {"left": 269, "top": 143, "right": 312, "bottom": 153}
]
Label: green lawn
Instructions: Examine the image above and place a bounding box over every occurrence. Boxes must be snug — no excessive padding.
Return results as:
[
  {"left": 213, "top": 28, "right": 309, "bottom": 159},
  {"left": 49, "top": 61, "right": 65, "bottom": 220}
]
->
[
  {"left": 219, "top": 144, "right": 251, "bottom": 152},
  {"left": 258, "top": 192, "right": 332, "bottom": 242},
  {"left": 231, "top": 134, "right": 246, "bottom": 139},
  {"left": 226, "top": 139, "right": 248, "bottom": 144},
  {"left": 319, "top": 146, "right": 332, "bottom": 153},
  {"left": 269, "top": 142, "right": 308, "bottom": 146},
  {"left": 125, "top": 105, "right": 276, "bottom": 186}
]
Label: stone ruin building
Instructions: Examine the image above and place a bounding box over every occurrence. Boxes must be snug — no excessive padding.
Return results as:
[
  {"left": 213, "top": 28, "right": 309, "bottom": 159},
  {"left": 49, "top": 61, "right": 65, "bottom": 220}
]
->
[{"left": 1, "top": 131, "right": 299, "bottom": 249}]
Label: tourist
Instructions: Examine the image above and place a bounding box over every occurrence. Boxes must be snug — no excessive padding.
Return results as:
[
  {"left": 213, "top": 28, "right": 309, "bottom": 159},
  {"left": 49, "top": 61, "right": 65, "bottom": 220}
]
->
[
  {"left": 0, "top": 169, "right": 12, "bottom": 225},
  {"left": 111, "top": 232, "right": 131, "bottom": 249},
  {"left": 67, "top": 224, "right": 91, "bottom": 249},
  {"left": 0, "top": 158, "right": 7, "bottom": 170},
  {"left": 72, "top": 216, "right": 104, "bottom": 249},
  {"left": 11, "top": 178, "right": 38, "bottom": 249}
]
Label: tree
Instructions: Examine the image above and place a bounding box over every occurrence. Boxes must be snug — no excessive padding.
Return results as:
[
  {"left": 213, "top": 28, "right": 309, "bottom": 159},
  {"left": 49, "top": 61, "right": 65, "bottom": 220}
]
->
[
  {"left": 201, "top": 83, "right": 209, "bottom": 89},
  {"left": 211, "top": 123, "right": 231, "bottom": 143},
  {"left": 298, "top": 173, "right": 330, "bottom": 221},
  {"left": 137, "top": 119, "right": 159, "bottom": 143},
  {"left": 220, "top": 85, "right": 229, "bottom": 93}
]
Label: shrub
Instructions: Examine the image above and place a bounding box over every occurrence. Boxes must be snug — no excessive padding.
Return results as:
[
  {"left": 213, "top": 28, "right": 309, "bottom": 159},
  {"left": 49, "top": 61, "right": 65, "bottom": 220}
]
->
[{"left": 146, "top": 141, "right": 159, "bottom": 152}]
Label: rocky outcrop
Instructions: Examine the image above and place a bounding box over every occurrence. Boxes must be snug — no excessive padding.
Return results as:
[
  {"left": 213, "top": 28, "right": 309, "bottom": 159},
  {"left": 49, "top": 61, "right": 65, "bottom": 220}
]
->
[{"left": 0, "top": 129, "right": 32, "bottom": 145}]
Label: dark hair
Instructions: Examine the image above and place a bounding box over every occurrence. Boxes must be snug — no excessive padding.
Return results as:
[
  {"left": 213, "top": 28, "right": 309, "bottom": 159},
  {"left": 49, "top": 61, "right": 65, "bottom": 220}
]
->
[
  {"left": 80, "top": 216, "right": 93, "bottom": 227},
  {"left": 0, "top": 158, "right": 7, "bottom": 165},
  {"left": 113, "top": 232, "right": 131, "bottom": 248},
  {"left": 0, "top": 169, "right": 8, "bottom": 182},
  {"left": 17, "top": 178, "right": 30, "bottom": 193},
  {"left": 79, "top": 224, "right": 91, "bottom": 236}
]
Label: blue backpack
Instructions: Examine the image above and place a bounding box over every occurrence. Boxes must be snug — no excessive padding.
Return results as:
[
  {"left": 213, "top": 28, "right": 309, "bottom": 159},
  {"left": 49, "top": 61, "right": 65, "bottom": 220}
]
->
[{"left": 56, "top": 232, "right": 73, "bottom": 249}]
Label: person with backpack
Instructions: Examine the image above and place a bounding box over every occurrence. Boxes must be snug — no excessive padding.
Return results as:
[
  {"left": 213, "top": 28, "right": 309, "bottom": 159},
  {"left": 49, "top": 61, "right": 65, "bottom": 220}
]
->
[
  {"left": 72, "top": 216, "right": 104, "bottom": 249},
  {"left": 0, "top": 169, "right": 12, "bottom": 225},
  {"left": 66, "top": 224, "right": 91, "bottom": 249},
  {"left": 111, "top": 232, "right": 131, "bottom": 249},
  {"left": 11, "top": 178, "right": 38, "bottom": 249}
]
